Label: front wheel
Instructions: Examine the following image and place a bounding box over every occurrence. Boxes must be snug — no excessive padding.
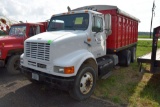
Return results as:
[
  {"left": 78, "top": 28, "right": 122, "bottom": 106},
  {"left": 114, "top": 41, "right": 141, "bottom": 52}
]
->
[
  {"left": 69, "top": 64, "right": 96, "bottom": 101},
  {"left": 7, "top": 55, "right": 20, "bottom": 75}
]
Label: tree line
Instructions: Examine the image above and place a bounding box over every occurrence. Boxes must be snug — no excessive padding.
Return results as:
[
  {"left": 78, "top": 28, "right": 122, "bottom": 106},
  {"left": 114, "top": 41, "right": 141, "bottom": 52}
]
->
[
  {"left": 0, "top": 31, "right": 6, "bottom": 36},
  {"left": 138, "top": 32, "right": 152, "bottom": 36}
]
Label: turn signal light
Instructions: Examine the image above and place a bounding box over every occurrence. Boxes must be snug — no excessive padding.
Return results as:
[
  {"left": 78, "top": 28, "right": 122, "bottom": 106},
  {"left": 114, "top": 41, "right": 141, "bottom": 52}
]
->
[
  {"left": 85, "top": 10, "right": 88, "bottom": 13},
  {"left": 64, "top": 66, "right": 74, "bottom": 74}
]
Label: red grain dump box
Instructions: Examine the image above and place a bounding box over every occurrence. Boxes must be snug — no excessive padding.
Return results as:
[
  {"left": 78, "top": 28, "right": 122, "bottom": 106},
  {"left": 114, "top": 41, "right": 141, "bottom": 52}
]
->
[
  {"left": 98, "top": 6, "right": 140, "bottom": 53},
  {"left": 74, "top": 5, "right": 140, "bottom": 53},
  {"left": 38, "top": 22, "right": 48, "bottom": 31}
]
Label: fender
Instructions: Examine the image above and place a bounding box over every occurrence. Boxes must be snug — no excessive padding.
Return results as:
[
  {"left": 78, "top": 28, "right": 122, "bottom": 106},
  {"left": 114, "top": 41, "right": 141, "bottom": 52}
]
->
[
  {"left": 53, "top": 49, "right": 97, "bottom": 77},
  {"left": 0, "top": 45, "right": 23, "bottom": 59}
]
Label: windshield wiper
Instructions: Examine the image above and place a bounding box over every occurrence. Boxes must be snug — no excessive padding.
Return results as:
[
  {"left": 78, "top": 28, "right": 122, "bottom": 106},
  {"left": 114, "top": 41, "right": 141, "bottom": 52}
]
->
[
  {"left": 50, "top": 27, "right": 58, "bottom": 30},
  {"left": 65, "top": 25, "right": 76, "bottom": 30}
]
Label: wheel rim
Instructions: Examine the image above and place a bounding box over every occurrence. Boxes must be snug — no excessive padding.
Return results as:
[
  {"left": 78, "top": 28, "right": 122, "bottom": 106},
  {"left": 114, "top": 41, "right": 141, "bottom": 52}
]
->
[{"left": 80, "top": 72, "right": 93, "bottom": 94}]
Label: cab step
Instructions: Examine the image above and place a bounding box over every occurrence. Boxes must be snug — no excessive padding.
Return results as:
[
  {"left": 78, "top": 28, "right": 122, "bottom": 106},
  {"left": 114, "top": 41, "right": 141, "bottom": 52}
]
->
[{"left": 101, "top": 71, "right": 113, "bottom": 79}]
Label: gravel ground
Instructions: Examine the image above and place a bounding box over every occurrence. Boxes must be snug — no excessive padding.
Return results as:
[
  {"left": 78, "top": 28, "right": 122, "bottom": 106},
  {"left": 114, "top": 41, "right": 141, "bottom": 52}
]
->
[{"left": 0, "top": 68, "right": 118, "bottom": 107}]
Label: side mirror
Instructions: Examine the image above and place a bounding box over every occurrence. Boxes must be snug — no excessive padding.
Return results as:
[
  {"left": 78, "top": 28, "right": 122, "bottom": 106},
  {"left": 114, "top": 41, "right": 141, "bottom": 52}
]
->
[{"left": 105, "top": 14, "right": 112, "bottom": 35}]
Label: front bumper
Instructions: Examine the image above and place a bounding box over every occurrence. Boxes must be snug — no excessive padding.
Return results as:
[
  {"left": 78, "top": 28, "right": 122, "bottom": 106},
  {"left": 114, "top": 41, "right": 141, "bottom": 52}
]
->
[
  {"left": 20, "top": 66, "right": 75, "bottom": 90},
  {"left": 0, "top": 60, "right": 5, "bottom": 67}
]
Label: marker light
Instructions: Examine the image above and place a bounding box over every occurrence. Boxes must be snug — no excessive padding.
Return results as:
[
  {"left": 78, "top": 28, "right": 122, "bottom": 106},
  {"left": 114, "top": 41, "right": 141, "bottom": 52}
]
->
[
  {"left": 85, "top": 10, "right": 88, "bottom": 13},
  {"left": 64, "top": 66, "right": 74, "bottom": 74},
  {"left": 87, "top": 38, "right": 91, "bottom": 42}
]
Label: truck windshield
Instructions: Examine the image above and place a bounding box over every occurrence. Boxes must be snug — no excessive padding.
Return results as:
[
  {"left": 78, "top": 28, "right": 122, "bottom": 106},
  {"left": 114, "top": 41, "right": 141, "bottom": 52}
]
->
[
  {"left": 48, "top": 13, "right": 89, "bottom": 31},
  {"left": 9, "top": 25, "right": 26, "bottom": 36}
]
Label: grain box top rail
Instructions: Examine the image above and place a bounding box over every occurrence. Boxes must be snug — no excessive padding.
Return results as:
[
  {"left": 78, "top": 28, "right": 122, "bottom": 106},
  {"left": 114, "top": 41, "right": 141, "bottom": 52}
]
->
[{"left": 72, "top": 5, "right": 140, "bottom": 22}]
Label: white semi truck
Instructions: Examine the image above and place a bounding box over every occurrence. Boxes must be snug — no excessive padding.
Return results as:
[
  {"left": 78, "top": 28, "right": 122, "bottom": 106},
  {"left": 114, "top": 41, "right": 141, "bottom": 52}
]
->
[{"left": 20, "top": 5, "right": 139, "bottom": 100}]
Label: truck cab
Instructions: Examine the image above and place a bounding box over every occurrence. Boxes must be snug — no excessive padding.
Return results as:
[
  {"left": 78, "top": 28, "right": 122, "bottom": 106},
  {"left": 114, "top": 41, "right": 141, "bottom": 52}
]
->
[
  {"left": 20, "top": 5, "right": 139, "bottom": 100},
  {"left": 0, "top": 22, "right": 47, "bottom": 74}
]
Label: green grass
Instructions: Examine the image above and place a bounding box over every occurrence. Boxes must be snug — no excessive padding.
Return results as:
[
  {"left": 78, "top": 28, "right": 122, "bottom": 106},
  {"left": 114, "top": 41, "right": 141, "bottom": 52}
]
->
[
  {"left": 138, "top": 35, "right": 151, "bottom": 38},
  {"left": 137, "top": 41, "right": 160, "bottom": 57},
  {"left": 94, "top": 40, "right": 160, "bottom": 106}
]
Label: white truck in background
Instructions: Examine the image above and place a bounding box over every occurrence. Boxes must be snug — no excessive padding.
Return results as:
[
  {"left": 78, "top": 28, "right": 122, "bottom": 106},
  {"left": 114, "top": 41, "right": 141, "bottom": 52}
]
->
[{"left": 20, "top": 5, "right": 139, "bottom": 100}]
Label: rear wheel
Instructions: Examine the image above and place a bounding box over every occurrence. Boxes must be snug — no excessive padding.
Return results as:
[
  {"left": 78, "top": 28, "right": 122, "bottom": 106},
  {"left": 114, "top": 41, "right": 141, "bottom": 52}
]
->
[
  {"left": 69, "top": 64, "right": 96, "bottom": 101},
  {"left": 7, "top": 55, "right": 20, "bottom": 74},
  {"left": 119, "top": 50, "right": 131, "bottom": 66},
  {"left": 126, "top": 50, "right": 131, "bottom": 66},
  {"left": 131, "top": 47, "right": 136, "bottom": 62}
]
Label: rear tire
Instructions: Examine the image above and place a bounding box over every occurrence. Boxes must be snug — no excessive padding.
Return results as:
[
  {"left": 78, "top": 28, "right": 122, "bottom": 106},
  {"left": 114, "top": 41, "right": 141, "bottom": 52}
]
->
[
  {"left": 7, "top": 55, "right": 20, "bottom": 74},
  {"left": 69, "top": 64, "right": 96, "bottom": 101},
  {"left": 131, "top": 47, "right": 136, "bottom": 63},
  {"left": 119, "top": 50, "right": 131, "bottom": 67}
]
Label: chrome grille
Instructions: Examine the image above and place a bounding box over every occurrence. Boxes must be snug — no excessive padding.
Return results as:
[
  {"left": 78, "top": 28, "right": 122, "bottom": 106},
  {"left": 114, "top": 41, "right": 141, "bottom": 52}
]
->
[{"left": 26, "top": 42, "right": 50, "bottom": 61}]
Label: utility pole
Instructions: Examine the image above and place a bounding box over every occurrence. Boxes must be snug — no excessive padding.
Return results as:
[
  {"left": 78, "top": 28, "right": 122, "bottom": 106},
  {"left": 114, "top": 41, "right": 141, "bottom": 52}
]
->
[{"left": 150, "top": 0, "right": 156, "bottom": 38}]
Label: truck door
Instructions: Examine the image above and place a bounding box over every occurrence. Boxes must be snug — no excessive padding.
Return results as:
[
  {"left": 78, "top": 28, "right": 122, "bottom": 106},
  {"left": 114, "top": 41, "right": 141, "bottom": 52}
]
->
[{"left": 91, "top": 15, "right": 106, "bottom": 58}]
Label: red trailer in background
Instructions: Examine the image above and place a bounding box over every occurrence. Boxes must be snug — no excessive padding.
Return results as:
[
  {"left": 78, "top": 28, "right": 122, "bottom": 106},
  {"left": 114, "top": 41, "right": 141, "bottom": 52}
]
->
[{"left": 137, "top": 26, "right": 160, "bottom": 73}]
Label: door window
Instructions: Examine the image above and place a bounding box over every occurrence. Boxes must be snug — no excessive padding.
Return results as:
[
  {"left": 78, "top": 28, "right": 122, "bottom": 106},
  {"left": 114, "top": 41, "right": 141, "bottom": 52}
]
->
[
  {"left": 92, "top": 16, "right": 103, "bottom": 32},
  {"left": 29, "top": 26, "right": 40, "bottom": 37}
]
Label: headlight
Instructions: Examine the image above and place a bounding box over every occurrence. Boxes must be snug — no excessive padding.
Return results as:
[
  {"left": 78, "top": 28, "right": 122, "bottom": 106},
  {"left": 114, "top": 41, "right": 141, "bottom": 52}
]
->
[
  {"left": 54, "top": 66, "right": 64, "bottom": 73},
  {"left": 54, "top": 66, "right": 74, "bottom": 74}
]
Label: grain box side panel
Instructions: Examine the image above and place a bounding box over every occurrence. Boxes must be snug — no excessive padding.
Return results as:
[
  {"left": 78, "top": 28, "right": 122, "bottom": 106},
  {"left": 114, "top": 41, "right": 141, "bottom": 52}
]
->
[{"left": 98, "top": 9, "right": 139, "bottom": 53}]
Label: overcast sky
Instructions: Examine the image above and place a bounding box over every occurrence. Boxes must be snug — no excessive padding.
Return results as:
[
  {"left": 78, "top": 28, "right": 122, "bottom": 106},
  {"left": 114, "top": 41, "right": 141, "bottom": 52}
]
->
[{"left": 0, "top": 0, "right": 160, "bottom": 32}]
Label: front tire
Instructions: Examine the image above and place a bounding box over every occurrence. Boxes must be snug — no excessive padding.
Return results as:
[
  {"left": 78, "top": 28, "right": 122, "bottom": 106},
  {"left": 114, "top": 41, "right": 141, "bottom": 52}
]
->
[
  {"left": 7, "top": 55, "right": 20, "bottom": 74},
  {"left": 69, "top": 64, "right": 96, "bottom": 101}
]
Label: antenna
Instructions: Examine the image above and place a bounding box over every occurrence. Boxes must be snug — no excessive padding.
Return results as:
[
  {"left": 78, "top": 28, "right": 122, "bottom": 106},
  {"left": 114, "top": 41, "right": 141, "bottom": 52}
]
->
[{"left": 150, "top": 0, "right": 156, "bottom": 38}]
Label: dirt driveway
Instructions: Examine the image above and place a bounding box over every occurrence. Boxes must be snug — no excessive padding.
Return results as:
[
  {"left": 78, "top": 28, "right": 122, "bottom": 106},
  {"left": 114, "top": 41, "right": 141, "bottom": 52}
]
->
[{"left": 0, "top": 68, "right": 117, "bottom": 107}]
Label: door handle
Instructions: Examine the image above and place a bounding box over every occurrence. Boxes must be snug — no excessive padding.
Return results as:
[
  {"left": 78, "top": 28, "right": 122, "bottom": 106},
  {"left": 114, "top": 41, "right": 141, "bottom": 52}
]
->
[
  {"left": 95, "top": 38, "right": 101, "bottom": 44},
  {"left": 95, "top": 38, "right": 101, "bottom": 42}
]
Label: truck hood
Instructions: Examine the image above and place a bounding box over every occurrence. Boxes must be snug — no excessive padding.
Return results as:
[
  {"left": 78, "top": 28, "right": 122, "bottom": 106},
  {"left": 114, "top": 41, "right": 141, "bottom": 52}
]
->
[
  {"left": 0, "top": 35, "right": 15, "bottom": 40},
  {"left": 26, "top": 30, "right": 85, "bottom": 42},
  {"left": 0, "top": 35, "right": 23, "bottom": 43}
]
